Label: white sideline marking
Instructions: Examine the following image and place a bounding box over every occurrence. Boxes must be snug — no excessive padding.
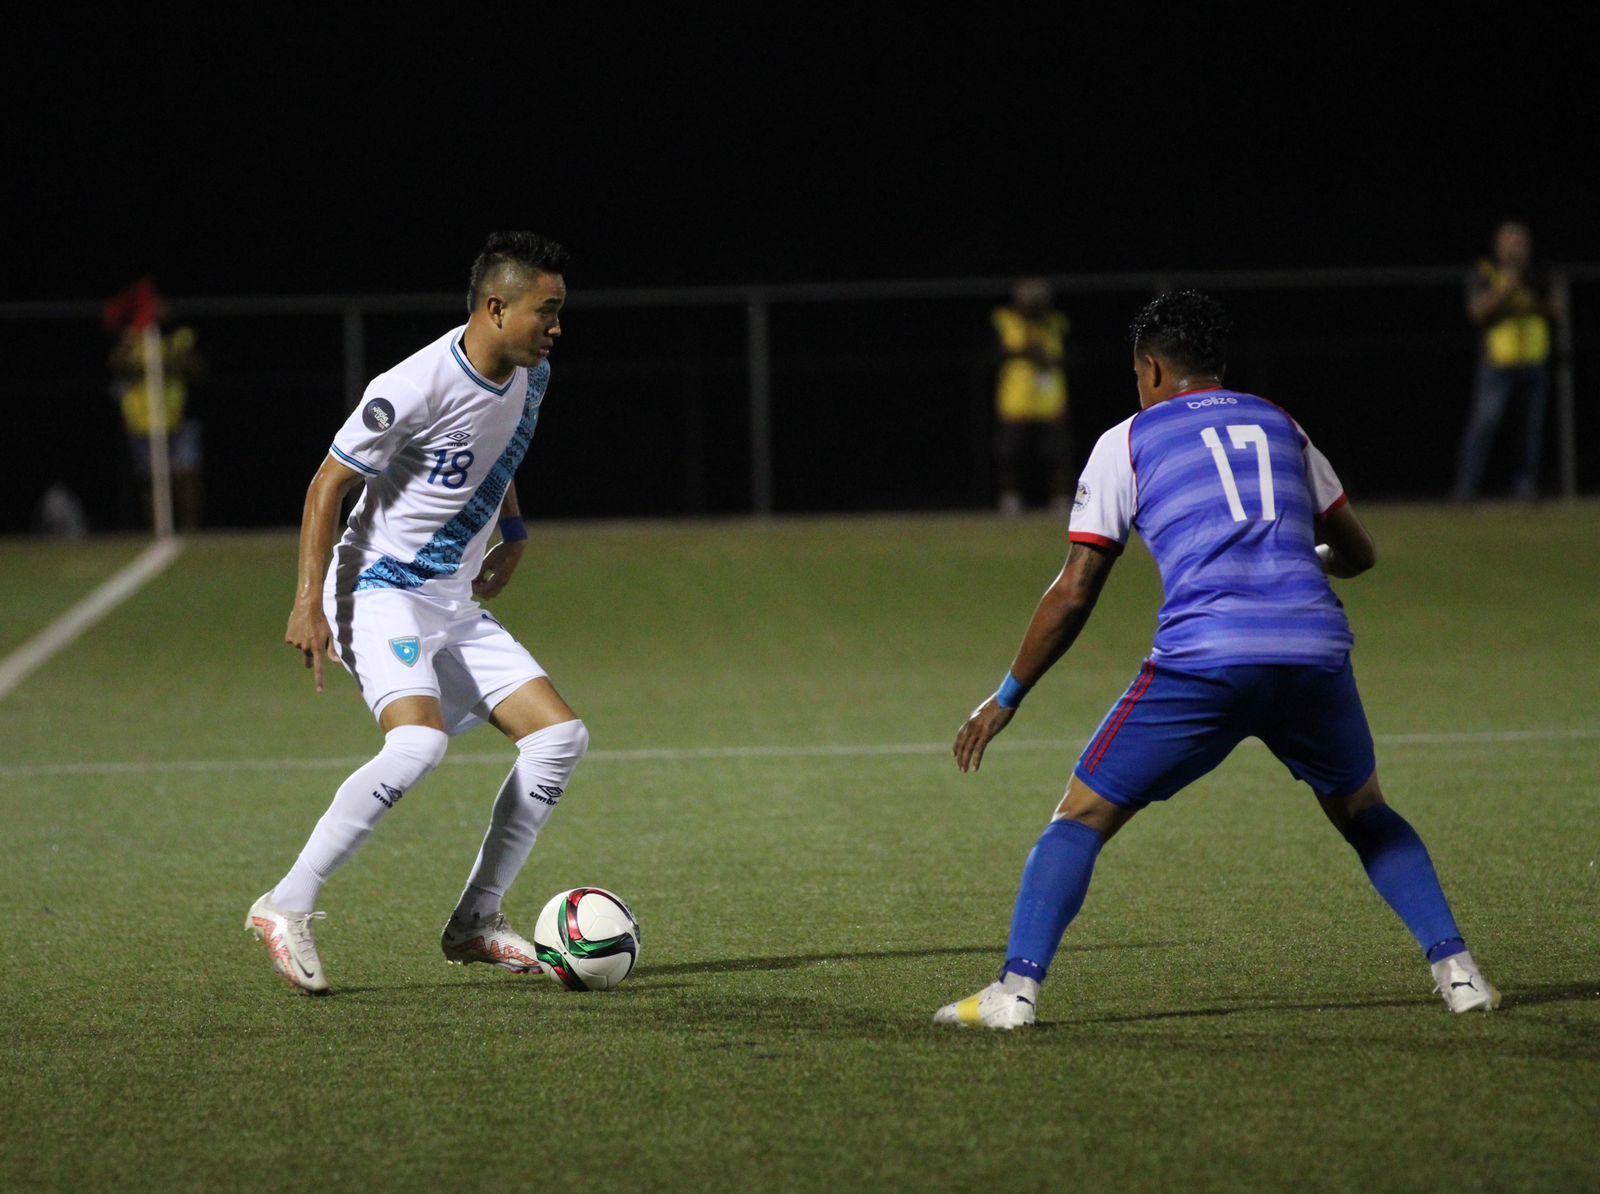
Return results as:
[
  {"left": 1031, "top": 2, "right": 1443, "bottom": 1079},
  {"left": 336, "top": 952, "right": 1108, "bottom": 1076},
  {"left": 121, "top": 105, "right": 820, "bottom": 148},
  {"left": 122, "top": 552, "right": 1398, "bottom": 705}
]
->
[
  {"left": 0, "top": 539, "right": 184, "bottom": 703},
  {"left": 3, "top": 727, "right": 1597, "bottom": 780}
]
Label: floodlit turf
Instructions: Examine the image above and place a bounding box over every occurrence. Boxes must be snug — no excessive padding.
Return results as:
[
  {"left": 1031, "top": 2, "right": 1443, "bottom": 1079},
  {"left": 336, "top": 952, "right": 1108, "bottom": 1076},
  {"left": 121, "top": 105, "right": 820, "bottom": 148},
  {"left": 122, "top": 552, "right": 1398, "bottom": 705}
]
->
[{"left": 2, "top": 506, "right": 1597, "bottom": 1192}]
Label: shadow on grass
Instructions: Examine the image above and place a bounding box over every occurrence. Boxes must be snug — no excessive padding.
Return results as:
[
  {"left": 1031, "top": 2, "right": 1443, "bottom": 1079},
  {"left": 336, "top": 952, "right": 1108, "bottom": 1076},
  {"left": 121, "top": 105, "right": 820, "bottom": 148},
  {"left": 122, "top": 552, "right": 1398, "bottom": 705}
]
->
[
  {"left": 1496, "top": 981, "right": 1600, "bottom": 1009},
  {"left": 1061, "top": 980, "right": 1599, "bottom": 1026},
  {"left": 639, "top": 939, "right": 1177, "bottom": 977},
  {"left": 311, "top": 940, "right": 1178, "bottom": 998}
]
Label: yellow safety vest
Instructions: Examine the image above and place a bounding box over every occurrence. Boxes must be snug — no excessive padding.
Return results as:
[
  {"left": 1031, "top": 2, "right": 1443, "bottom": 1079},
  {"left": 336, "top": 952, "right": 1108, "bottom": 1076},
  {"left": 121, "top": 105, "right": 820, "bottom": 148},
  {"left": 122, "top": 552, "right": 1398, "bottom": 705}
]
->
[
  {"left": 1478, "top": 261, "right": 1551, "bottom": 368},
  {"left": 993, "top": 308, "right": 1068, "bottom": 421},
  {"left": 117, "top": 328, "right": 196, "bottom": 436}
]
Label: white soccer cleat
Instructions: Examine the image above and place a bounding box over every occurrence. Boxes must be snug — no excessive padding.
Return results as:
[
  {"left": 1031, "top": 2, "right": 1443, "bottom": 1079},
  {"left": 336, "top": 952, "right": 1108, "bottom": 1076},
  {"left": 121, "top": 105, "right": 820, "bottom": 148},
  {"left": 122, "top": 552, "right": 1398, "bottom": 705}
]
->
[
  {"left": 934, "top": 974, "right": 1039, "bottom": 1030},
  {"left": 247, "top": 892, "right": 330, "bottom": 995},
  {"left": 1432, "top": 950, "right": 1500, "bottom": 1013},
  {"left": 441, "top": 911, "right": 547, "bottom": 975}
]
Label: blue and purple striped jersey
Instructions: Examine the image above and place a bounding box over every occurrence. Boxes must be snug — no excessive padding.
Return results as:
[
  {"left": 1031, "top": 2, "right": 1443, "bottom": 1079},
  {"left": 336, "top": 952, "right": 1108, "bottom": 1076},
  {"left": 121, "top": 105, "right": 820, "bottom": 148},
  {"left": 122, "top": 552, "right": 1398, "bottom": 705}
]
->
[{"left": 1069, "top": 389, "right": 1352, "bottom": 668}]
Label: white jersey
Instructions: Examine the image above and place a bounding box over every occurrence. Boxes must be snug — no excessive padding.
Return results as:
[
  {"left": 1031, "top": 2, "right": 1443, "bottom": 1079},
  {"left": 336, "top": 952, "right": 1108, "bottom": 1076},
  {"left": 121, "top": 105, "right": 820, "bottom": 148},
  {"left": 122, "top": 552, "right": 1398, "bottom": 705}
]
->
[{"left": 325, "top": 325, "right": 549, "bottom": 604}]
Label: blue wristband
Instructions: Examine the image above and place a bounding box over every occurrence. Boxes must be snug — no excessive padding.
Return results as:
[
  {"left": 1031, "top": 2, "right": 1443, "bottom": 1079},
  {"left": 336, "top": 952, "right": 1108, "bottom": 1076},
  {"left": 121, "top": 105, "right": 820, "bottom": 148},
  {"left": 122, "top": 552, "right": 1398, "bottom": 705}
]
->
[
  {"left": 996, "top": 672, "right": 1031, "bottom": 710},
  {"left": 498, "top": 516, "right": 528, "bottom": 543}
]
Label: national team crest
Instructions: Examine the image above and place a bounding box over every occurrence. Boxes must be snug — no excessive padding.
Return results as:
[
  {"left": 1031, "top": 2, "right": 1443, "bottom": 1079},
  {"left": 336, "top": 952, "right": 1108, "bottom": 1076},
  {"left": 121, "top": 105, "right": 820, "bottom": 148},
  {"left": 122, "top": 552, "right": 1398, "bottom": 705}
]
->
[{"left": 389, "top": 637, "right": 421, "bottom": 667}]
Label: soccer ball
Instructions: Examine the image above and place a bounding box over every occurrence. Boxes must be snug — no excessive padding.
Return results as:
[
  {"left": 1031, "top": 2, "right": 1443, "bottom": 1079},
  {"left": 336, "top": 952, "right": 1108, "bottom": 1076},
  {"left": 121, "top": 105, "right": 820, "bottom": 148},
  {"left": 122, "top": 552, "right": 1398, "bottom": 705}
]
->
[{"left": 534, "top": 887, "right": 641, "bottom": 991}]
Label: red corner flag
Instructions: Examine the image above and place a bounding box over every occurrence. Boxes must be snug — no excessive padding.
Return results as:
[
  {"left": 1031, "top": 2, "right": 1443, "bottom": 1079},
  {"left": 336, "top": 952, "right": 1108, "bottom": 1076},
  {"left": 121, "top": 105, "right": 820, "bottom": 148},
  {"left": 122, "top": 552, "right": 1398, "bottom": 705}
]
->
[{"left": 103, "top": 277, "right": 162, "bottom": 333}]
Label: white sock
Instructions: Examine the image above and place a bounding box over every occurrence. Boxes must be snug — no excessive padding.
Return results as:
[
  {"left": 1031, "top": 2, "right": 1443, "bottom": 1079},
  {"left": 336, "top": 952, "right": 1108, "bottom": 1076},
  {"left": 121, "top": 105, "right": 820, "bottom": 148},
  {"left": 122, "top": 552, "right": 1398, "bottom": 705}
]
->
[
  {"left": 453, "top": 719, "right": 589, "bottom": 923},
  {"left": 272, "top": 725, "right": 448, "bottom": 912},
  {"left": 999, "top": 971, "right": 1041, "bottom": 1003}
]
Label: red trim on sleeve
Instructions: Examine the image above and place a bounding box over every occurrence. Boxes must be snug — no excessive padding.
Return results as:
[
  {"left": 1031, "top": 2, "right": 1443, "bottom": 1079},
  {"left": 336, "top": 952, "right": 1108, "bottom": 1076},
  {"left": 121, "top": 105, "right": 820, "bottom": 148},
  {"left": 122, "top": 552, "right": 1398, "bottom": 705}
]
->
[
  {"left": 1317, "top": 493, "right": 1349, "bottom": 520},
  {"left": 1070, "top": 532, "right": 1125, "bottom": 555}
]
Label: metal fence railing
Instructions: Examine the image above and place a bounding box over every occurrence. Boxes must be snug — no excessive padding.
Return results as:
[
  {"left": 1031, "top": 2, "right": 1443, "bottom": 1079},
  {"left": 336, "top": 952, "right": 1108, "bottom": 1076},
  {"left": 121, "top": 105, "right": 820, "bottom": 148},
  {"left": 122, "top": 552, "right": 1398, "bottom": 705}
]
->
[{"left": 2, "top": 265, "right": 1593, "bottom": 534}]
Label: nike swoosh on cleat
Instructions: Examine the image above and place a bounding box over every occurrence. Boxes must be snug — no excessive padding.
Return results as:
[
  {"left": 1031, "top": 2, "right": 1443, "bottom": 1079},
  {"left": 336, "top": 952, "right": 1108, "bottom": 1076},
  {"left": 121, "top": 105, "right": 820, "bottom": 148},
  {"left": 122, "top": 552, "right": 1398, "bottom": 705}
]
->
[
  {"left": 1451, "top": 980, "right": 1477, "bottom": 990},
  {"left": 294, "top": 958, "right": 317, "bottom": 980}
]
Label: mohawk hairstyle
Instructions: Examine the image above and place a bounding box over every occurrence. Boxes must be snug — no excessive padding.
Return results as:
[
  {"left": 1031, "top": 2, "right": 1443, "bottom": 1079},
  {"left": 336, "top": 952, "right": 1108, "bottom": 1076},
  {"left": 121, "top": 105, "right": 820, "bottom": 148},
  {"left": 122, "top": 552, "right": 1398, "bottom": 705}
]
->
[
  {"left": 1129, "top": 290, "right": 1232, "bottom": 376},
  {"left": 467, "top": 232, "right": 570, "bottom": 311}
]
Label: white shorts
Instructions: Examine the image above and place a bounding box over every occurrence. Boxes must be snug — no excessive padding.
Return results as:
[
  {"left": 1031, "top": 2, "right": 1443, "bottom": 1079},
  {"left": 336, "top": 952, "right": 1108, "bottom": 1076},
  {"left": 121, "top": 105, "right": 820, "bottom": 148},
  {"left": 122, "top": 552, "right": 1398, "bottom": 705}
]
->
[{"left": 325, "top": 588, "right": 545, "bottom": 735}]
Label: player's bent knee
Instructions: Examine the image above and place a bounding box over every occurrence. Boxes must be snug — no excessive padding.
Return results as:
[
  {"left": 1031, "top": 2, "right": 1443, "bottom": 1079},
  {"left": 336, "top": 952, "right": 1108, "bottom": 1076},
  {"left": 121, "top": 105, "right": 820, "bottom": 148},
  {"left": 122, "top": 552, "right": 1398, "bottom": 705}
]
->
[
  {"left": 1324, "top": 771, "right": 1384, "bottom": 835},
  {"left": 384, "top": 724, "right": 449, "bottom": 781},
  {"left": 522, "top": 718, "right": 589, "bottom": 765},
  {"left": 1052, "top": 776, "right": 1137, "bottom": 839}
]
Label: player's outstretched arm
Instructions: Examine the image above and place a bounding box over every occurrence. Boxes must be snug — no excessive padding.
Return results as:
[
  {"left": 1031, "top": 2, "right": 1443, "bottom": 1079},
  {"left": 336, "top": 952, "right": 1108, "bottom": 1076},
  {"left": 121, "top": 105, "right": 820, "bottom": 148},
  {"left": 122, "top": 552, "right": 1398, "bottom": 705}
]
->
[
  {"left": 1316, "top": 503, "right": 1376, "bottom": 578},
  {"left": 472, "top": 484, "right": 527, "bottom": 602},
  {"left": 954, "top": 542, "right": 1117, "bottom": 773},
  {"left": 285, "top": 455, "right": 364, "bottom": 692}
]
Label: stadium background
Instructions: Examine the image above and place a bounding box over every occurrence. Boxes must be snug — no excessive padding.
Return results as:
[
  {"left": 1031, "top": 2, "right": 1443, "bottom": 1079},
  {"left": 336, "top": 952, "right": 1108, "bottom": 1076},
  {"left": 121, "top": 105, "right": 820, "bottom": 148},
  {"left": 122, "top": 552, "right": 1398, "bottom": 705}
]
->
[
  {"left": 9, "top": 274, "right": 1600, "bottom": 532},
  {"left": 5, "top": 17, "right": 1597, "bottom": 530}
]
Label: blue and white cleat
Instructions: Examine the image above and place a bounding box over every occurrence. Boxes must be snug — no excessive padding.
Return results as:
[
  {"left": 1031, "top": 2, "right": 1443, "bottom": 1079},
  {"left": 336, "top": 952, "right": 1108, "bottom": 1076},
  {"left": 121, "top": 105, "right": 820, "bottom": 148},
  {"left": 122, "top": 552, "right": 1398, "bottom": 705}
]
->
[
  {"left": 1432, "top": 951, "right": 1500, "bottom": 1013},
  {"left": 934, "top": 973, "right": 1039, "bottom": 1030}
]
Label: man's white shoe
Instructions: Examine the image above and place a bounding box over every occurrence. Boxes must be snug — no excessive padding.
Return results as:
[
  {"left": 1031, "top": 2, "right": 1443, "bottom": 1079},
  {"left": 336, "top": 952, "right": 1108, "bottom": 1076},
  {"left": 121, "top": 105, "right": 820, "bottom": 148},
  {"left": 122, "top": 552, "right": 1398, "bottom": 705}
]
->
[
  {"left": 441, "top": 911, "right": 546, "bottom": 975},
  {"left": 1432, "top": 950, "right": 1500, "bottom": 1013},
  {"left": 934, "top": 974, "right": 1039, "bottom": 1030},
  {"left": 247, "top": 892, "right": 329, "bottom": 995}
]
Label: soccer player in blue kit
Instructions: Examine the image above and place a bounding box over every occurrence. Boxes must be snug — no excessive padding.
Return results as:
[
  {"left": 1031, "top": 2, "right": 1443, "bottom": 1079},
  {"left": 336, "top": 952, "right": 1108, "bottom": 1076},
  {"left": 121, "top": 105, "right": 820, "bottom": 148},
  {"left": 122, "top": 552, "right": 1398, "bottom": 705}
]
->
[
  {"left": 936, "top": 290, "right": 1497, "bottom": 1029},
  {"left": 249, "top": 233, "right": 585, "bottom": 994}
]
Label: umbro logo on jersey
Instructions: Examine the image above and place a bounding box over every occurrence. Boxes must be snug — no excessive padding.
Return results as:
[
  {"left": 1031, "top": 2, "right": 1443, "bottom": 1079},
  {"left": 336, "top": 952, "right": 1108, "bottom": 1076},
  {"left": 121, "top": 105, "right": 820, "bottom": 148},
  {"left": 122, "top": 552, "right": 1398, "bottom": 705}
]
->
[
  {"left": 389, "top": 637, "right": 421, "bottom": 666},
  {"left": 363, "top": 397, "right": 397, "bottom": 431},
  {"left": 445, "top": 430, "right": 472, "bottom": 444},
  {"left": 530, "top": 784, "right": 564, "bottom": 806},
  {"left": 372, "top": 783, "right": 404, "bottom": 809}
]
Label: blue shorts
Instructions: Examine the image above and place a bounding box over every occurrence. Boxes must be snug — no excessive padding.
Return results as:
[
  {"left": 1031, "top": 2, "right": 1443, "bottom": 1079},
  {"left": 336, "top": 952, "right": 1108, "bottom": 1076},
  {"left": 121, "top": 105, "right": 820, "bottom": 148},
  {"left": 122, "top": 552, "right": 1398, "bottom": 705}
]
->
[{"left": 1074, "top": 656, "right": 1376, "bottom": 809}]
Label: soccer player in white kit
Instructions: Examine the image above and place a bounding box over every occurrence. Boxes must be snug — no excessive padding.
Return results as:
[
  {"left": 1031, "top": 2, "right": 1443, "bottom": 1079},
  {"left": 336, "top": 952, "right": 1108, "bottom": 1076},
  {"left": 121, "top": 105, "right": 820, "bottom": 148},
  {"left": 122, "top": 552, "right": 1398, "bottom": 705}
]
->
[{"left": 248, "top": 232, "right": 584, "bottom": 995}]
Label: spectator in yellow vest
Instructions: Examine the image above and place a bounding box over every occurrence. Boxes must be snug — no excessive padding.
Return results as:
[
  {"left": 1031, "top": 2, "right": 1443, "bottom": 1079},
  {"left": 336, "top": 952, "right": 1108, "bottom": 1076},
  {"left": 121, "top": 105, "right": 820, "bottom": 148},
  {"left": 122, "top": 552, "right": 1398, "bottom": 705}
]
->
[
  {"left": 1453, "top": 221, "right": 1563, "bottom": 500},
  {"left": 993, "top": 278, "right": 1071, "bottom": 516}
]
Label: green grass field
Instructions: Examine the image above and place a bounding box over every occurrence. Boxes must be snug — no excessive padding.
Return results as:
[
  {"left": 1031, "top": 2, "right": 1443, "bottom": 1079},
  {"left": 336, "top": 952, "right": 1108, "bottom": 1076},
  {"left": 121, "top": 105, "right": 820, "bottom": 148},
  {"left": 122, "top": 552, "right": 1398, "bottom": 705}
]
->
[{"left": 2, "top": 506, "right": 1597, "bottom": 1192}]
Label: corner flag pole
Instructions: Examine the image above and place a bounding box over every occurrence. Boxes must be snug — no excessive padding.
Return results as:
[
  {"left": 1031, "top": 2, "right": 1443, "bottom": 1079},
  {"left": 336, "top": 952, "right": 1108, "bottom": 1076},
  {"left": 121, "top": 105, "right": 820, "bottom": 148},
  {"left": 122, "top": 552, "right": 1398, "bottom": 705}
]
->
[
  {"left": 141, "top": 319, "right": 176, "bottom": 540},
  {"left": 110, "top": 278, "right": 176, "bottom": 540}
]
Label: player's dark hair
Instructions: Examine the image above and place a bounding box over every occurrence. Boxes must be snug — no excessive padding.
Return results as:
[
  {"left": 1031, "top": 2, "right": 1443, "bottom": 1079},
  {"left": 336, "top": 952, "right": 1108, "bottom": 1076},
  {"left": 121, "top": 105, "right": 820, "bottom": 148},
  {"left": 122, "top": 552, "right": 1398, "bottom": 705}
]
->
[
  {"left": 1129, "top": 290, "right": 1232, "bottom": 375},
  {"left": 467, "top": 232, "right": 570, "bottom": 310}
]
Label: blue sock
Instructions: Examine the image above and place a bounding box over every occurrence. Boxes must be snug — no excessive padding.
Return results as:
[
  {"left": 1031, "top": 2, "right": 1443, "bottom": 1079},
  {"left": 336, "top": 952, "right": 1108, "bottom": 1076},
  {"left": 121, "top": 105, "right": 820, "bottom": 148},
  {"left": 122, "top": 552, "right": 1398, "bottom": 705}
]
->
[
  {"left": 1003, "top": 819, "right": 1105, "bottom": 982},
  {"left": 1342, "top": 805, "right": 1463, "bottom": 957}
]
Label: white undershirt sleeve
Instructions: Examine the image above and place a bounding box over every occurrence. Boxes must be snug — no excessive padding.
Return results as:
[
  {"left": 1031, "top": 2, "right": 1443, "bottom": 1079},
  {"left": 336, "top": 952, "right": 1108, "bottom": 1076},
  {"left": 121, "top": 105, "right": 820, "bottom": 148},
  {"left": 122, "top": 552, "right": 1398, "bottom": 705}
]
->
[
  {"left": 1294, "top": 420, "right": 1348, "bottom": 516},
  {"left": 1068, "top": 416, "right": 1138, "bottom": 552}
]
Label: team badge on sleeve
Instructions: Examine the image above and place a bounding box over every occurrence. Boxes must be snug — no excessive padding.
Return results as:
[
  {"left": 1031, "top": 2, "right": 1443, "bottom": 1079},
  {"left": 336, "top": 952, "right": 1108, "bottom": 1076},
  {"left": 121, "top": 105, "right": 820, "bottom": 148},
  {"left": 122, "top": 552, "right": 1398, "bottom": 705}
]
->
[
  {"left": 363, "top": 398, "right": 397, "bottom": 432},
  {"left": 389, "top": 637, "right": 421, "bottom": 667},
  {"left": 1074, "top": 481, "right": 1090, "bottom": 513}
]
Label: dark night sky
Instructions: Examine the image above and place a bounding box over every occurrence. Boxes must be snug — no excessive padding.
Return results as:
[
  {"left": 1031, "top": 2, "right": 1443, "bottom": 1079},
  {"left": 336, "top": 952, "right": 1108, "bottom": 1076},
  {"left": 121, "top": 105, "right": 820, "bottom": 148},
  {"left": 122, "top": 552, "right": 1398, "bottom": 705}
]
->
[{"left": 9, "top": 12, "right": 1596, "bottom": 301}]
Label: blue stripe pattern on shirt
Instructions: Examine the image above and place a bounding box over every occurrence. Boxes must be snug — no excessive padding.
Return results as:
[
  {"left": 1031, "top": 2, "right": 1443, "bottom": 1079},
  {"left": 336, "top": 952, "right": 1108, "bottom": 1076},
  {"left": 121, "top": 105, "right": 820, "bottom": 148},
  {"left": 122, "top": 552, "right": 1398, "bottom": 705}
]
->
[
  {"left": 356, "top": 362, "right": 548, "bottom": 592},
  {"left": 1130, "top": 391, "right": 1353, "bottom": 667}
]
